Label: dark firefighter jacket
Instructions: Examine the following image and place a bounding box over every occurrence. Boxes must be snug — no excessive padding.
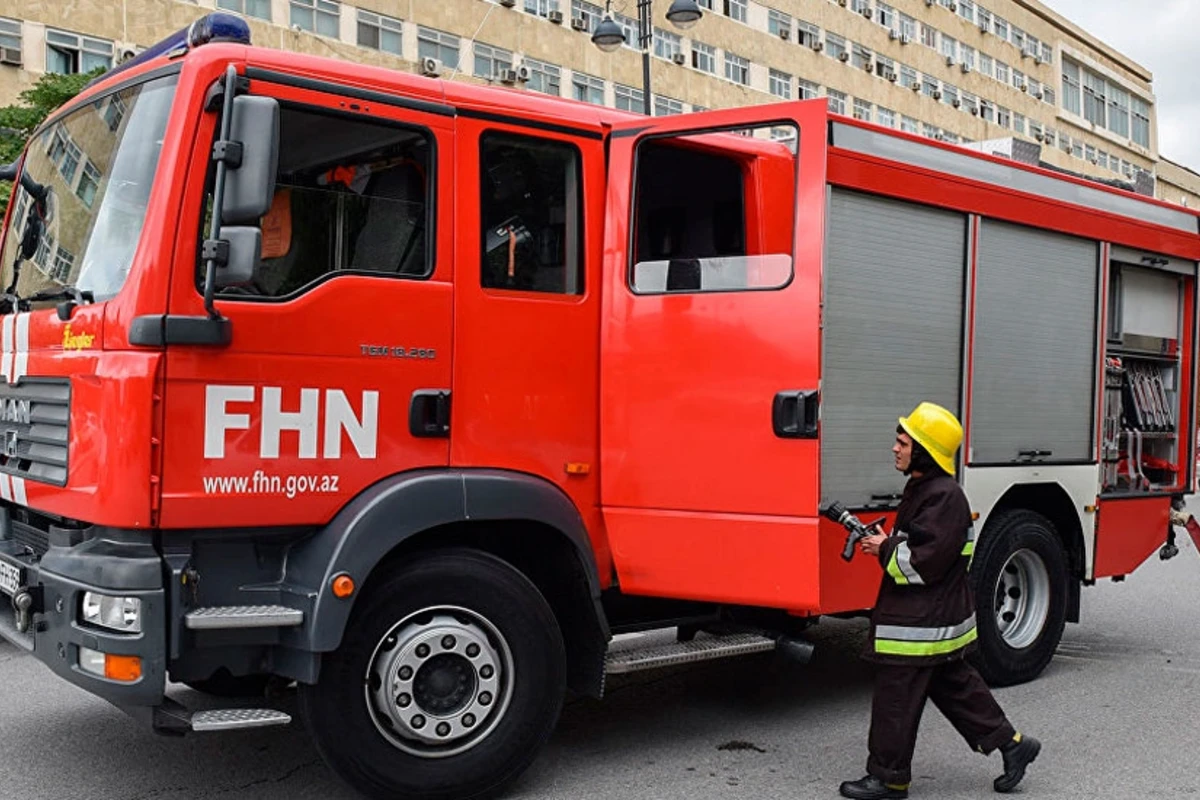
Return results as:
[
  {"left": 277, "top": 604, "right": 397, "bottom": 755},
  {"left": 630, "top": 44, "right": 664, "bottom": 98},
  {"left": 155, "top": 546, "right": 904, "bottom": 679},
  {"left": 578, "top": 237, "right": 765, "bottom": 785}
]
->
[{"left": 866, "top": 471, "right": 978, "bottom": 666}]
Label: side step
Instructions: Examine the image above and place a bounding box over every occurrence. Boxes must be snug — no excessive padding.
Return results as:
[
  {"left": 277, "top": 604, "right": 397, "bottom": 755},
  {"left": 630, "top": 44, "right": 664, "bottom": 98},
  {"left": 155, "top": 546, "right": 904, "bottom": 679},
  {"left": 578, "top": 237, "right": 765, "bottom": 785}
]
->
[
  {"left": 185, "top": 605, "right": 303, "bottom": 630},
  {"left": 191, "top": 708, "right": 292, "bottom": 732},
  {"left": 605, "top": 631, "right": 777, "bottom": 674}
]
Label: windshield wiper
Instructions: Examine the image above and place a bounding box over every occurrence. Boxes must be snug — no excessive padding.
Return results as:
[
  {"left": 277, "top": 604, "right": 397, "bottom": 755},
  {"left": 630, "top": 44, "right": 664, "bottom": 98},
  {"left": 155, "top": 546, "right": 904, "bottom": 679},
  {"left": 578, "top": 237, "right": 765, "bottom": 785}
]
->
[{"left": 24, "top": 287, "right": 95, "bottom": 320}]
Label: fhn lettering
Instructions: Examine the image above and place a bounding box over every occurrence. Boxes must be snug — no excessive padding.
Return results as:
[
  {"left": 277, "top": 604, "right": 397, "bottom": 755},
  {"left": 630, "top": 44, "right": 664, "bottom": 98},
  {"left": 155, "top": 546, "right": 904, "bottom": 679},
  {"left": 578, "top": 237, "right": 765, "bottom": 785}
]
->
[{"left": 204, "top": 385, "right": 378, "bottom": 459}]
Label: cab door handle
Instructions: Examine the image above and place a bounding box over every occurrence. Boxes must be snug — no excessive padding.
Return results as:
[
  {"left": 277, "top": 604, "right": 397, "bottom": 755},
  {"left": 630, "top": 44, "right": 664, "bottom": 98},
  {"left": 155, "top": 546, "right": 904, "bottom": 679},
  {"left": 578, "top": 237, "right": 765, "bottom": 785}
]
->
[
  {"left": 773, "top": 390, "right": 818, "bottom": 439},
  {"left": 409, "top": 390, "right": 451, "bottom": 438}
]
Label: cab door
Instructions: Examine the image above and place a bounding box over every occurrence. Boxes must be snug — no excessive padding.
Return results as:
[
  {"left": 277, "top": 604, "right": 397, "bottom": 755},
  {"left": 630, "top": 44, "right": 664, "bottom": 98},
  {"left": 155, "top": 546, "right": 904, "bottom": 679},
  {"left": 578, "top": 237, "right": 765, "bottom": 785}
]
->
[
  {"left": 157, "top": 73, "right": 455, "bottom": 528},
  {"left": 600, "top": 102, "right": 828, "bottom": 609}
]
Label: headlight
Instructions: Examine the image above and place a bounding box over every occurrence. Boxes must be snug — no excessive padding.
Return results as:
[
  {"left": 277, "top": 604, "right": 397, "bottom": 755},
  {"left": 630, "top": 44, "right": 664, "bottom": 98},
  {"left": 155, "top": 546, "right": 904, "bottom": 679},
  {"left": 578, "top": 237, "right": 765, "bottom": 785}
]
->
[{"left": 80, "top": 592, "right": 142, "bottom": 633}]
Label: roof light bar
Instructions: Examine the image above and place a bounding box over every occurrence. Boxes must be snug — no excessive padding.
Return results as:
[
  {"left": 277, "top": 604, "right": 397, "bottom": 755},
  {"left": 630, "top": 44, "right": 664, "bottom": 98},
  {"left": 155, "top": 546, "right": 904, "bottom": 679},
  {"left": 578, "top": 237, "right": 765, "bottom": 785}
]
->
[{"left": 86, "top": 12, "right": 252, "bottom": 88}]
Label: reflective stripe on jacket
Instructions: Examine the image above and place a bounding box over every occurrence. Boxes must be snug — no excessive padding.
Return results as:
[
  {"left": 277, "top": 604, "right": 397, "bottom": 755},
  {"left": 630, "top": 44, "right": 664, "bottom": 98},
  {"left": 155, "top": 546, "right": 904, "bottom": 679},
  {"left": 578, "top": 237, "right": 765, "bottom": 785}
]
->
[{"left": 866, "top": 472, "right": 977, "bottom": 666}]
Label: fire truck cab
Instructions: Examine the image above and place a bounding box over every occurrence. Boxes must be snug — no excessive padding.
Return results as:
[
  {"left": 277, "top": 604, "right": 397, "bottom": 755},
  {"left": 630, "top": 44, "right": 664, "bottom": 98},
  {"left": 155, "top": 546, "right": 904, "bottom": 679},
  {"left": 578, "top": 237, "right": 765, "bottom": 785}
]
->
[{"left": 0, "top": 13, "right": 1196, "bottom": 800}]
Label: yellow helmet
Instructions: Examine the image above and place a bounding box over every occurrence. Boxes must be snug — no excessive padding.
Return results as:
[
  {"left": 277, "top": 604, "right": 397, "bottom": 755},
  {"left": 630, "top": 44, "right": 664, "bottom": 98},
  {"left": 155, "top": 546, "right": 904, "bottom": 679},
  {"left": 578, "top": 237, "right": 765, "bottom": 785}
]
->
[{"left": 898, "top": 402, "right": 963, "bottom": 476}]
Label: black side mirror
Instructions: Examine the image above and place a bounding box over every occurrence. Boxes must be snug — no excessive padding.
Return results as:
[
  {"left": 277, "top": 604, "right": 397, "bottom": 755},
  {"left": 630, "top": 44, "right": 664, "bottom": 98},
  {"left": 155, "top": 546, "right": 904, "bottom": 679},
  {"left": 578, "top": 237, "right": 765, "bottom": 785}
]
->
[{"left": 19, "top": 212, "right": 41, "bottom": 261}]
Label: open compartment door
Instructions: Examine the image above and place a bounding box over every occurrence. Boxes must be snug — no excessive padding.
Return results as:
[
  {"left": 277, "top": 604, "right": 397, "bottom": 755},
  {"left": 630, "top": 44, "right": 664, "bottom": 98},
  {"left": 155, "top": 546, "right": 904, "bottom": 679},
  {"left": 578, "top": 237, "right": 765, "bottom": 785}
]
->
[{"left": 599, "top": 101, "right": 830, "bottom": 610}]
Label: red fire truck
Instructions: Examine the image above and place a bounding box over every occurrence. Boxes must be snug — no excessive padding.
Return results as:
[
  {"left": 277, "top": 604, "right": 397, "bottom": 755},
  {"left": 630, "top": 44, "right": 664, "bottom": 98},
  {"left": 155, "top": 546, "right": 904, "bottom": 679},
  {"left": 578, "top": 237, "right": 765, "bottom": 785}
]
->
[{"left": 0, "top": 12, "right": 1196, "bottom": 800}]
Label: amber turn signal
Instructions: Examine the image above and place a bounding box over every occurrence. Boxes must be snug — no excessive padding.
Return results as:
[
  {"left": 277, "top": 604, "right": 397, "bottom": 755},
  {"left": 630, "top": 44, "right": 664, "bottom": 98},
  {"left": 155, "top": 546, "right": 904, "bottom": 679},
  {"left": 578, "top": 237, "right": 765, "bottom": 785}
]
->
[{"left": 332, "top": 573, "right": 356, "bottom": 599}]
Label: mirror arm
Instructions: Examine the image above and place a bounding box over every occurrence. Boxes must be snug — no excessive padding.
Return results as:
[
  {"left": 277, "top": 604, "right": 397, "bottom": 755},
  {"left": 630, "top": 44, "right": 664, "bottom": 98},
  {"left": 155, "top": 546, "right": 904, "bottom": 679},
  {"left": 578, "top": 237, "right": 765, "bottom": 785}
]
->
[{"left": 202, "top": 64, "right": 240, "bottom": 321}]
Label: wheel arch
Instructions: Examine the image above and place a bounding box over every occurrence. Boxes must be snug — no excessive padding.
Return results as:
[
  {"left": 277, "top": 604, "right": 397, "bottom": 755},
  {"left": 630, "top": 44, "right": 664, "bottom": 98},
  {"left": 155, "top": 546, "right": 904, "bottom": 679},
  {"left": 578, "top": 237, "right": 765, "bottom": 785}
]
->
[{"left": 285, "top": 469, "right": 610, "bottom": 697}]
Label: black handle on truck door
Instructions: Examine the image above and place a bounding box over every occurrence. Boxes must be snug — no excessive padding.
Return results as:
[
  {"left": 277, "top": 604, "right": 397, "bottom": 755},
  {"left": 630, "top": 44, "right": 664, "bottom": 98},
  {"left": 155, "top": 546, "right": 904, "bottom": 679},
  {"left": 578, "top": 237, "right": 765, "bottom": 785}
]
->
[
  {"left": 773, "top": 390, "right": 819, "bottom": 439},
  {"left": 409, "top": 390, "right": 451, "bottom": 438}
]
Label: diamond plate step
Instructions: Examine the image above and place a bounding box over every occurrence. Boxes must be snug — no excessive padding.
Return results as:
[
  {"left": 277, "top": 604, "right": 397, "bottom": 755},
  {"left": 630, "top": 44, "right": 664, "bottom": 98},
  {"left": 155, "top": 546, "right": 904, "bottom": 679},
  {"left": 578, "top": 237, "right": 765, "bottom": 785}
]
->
[
  {"left": 184, "top": 605, "right": 303, "bottom": 630},
  {"left": 191, "top": 708, "right": 292, "bottom": 732},
  {"left": 604, "top": 632, "right": 776, "bottom": 674}
]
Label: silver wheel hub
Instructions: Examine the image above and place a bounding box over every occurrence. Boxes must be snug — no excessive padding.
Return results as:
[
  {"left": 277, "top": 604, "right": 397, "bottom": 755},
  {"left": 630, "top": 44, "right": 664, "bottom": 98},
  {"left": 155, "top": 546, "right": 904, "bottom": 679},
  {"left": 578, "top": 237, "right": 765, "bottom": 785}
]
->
[
  {"left": 993, "top": 548, "right": 1051, "bottom": 650},
  {"left": 366, "top": 607, "right": 513, "bottom": 758}
]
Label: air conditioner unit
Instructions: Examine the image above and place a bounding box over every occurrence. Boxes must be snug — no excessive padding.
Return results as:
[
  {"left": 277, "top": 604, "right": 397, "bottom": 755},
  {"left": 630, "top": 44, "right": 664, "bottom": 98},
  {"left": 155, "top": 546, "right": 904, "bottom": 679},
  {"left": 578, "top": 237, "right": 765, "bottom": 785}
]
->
[
  {"left": 499, "top": 0, "right": 516, "bottom": 7},
  {"left": 1021, "top": 47, "right": 1032, "bottom": 58},
  {"left": 1019, "top": 82, "right": 1028, "bottom": 92},
  {"left": 420, "top": 56, "right": 441, "bottom": 77},
  {"left": 1034, "top": 133, "right": 1043, "bottom": 142},
  {"left": 811, "top": 40, "right": 824, "bottom": 51},
  {"left": 970, "top": 106, "right": 979, "bottom": 115},
  {"left": 838, "top": 51, "right": 849, "bottom": 62},
  {"left": 979, "top": 22, "right": 988, "bottom": 33},
  {"left": 863, "top": 59, "right": 873, "bottom": 71},
  {"left": 933, "top": 90, "right": 942, "bottom": 100},
  {"left": 1033, "top": 90, "right": 1043, "bottom": 99},
  {"left": 498, "top": 68, "right": 518, "bottom": 84},
  {"left": 900, "top": 33, "right": 911, "bottom": 45},
  {"left": 911, "top": 81, "right": 921, "bottom": 92},
  {"left": 945, "top": 55, "right": 954, "bottom": 66},
  {"left": 671, "top": 52, "right": 686, "bottom": 65},
  {"left": 0, "top": 46, "right": 21, "bottom": 66},
  {"left": 778, "top": 27, "right": 791, "bottom": 41},
  {"left": 516, "top": 64, "right": 532, "bottom": 82},
  {"left": 886, "top": 71, "right": 897, "bottom": 82},
  {"left": 924, "top": 0, "right": 933, "bottom": 6},
  {"left": 888, "top": 29, "right": 898, "bottom": 40},
  {"left": 570, "top": 16, "right": 588, "bottom": 31},
  {"left": 949, "top": 2, "right": 958, "bottom": 11},
  {"left": 961, "top": 62, "right": 970, "bottom": 73},
  {"left": 861, "top": 7, "right": 872, "bottom": 18},
  {"left": 548, "top": 9, "right": 564, "bottom": 23},
  {"left": 952, "top": 98, "right": 961, "bottom": 108},
  {"left": 838, "top": 0, "right": 847, "bottom": 6}
]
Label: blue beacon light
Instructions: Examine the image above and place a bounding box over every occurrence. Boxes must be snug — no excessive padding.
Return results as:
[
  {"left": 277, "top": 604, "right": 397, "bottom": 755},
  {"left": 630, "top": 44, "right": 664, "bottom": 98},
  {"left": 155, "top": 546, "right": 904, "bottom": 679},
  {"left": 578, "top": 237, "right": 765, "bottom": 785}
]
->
[{"left": 86, "top": 12, "right": 252, "bottom": 87}]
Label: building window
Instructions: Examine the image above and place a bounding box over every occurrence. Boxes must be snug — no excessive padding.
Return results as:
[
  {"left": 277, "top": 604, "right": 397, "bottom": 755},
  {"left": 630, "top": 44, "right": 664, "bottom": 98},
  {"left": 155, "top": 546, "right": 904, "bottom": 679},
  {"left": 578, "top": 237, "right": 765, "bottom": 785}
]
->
[
  {"left": 898, "top": 13, "right": 915, "bottom": 40},
  {"left": 958, "top": 0, "right": 974, "bottom": 22},
  {"left": 724, "top": 52, "right": 749, "bottom": 85},
  {"left": 653, "top": 28, "right": 681, "bottom": 60},
  {"left": 853, "top": 98, "right": 872, "bottom": 121},
  {"left": 977, "top": 7, "right": 991, "bottom": 32},
  {"left": 797, "top": 21, "right": 820, "bottom": 47},
  {"left": 473, "top": 43, "right": 513, "bottom": 79},
  {"left": 900, "top": 64, "right": 918, "bottom": 89},
  {"left": 825, "top": 33, "right": 846, "bottom": 61},
  {"left": 217, "top": 0, "right": 272, "bottom": 20},
  {"left": 769, "top": 69, "right": 792, "bottom": 99},
  {"left": 524, "top": 0, "right": 560, "bottom": 17},
  {"left": 768, "top": 9, "right": 791, "bottom": 38},
  {"left": 852, "top": 44, "right": 872, "bottom": 71},
  {"left": 614, "top": 84, "right": 644, "bottom": 112},
  {"left": 996, "top": 106, "right": 1010, "bottom": 128},
  {"left": 613, "top": 14, "right": 638, "bottom": 48},
  {"left": 876, "top": 106, "right": 895, "bottom": 128},
  {"left": 877, "top": 3, "right": 895, "bottom": 29},
  {"left": 1132, "top": 97, "right": 1151, "bottom": 147},
  {"left": 850, "top": 0, "right": 870, "bottom": 13},
  {"left": 901, "top": 115, "right": 918, "bottom": 134},
  {"left": 654, "top": 96, "right": 683, "bottom": 116},
  {"left": 724, "top": 0, "right": 747, "bottom": 23},
  {"left": 942, "top": 84, "right": 958, "bottom": 107},
  {"left": 993, "top": 16, "right": 1008, "bottom": 41},
  {"left": 979, "top": 101, "right": 994, "bottom": 123},
  {"left": 960, "top": 45, "right": 975, "bottom": 71},
  {"left": 1013, "top": 113, "right": 1025, "bottom": 135},
  {"left": 874, "top": 54, "right": 895, "bottom": 78},
  {"left": 978, "top": 53, "right": 993, "bottom": 77},
  {"left": 1041, "top": 43, "right": 1053, "bottom": 63},
  {"left": 1097, "top": 150, "right": 1108, "bottom": 170},
  {"left": 357, "top": 9, "right": 402, "bottom": 55},
  {"left": 51, "top": 246, "right": 75, "bottom": 283},
  {"left": 922, "top": 74, "right": 939, "bottom": 98},
  {"left": 290, "top": 0, "right": 340, "bottom": 37},
  {"left": 571, "top": 0, "right": 603, "bottom": 31},
  {"left": 1042, "top": 87, "right": 1055, "bottom": 106},
  {"left": 961, "top": 91, "right": 978, "bottom": 115},
  {"left": 0, "top": 17, "right": 20, "bottom": 55},
  {"left": 418, "top": 27, "right": 460, "bottom": 68},
  {"left": 572, "top": 71, "right": 605, "bottom": 105},
  {"left": 1011, "top": 26, "right": 1025, "bottom": 51},
  {"left": 798, "top": 79, "right": 819, "bottom": 100},
  {"left": 826, "top": 89, "right": 846, "bottom": 116},
  {"left": 692, "top": 41, "right": 715, "bottom": 73},
  {"left": 480, "top": 132, "right": 582, "bottom": 294},
  {"left": 922, "top": 122, "right": 939, "bottom": 139},
  {"left": 940, "top": 36, "right": 957, "bottom": 61},
  {"left": 995, "top": 61, "right": 1009, "bottom": 84},
  {"left": 523, "top": 58, "right": 561, "bottom": 96},
  {"left": 1083, "top": 69, "right": 1106, "bottom": 127},
  {"left": 45, "top": 29, "right": 112, "bottom": 74},
  {"left": 920, "top": 23, "right": 937, "bottom": 49}
]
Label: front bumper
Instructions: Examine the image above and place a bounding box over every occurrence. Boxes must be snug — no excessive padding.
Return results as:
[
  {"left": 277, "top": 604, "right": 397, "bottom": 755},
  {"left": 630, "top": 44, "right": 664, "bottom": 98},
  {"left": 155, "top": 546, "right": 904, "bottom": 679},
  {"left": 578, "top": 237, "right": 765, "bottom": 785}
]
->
[{"left": 0, "top": 510, "right": 166, "bottom": 709}]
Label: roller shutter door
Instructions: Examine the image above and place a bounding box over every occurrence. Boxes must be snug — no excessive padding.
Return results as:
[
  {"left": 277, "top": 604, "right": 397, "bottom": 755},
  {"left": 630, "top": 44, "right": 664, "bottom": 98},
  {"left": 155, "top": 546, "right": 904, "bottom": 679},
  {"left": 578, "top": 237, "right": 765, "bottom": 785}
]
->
[
  {"left": 970, "top": 220, "right": 1099, "bottom": 463},
  {"left": 821, "top": 189, "right": 968, "bottom": 507}
]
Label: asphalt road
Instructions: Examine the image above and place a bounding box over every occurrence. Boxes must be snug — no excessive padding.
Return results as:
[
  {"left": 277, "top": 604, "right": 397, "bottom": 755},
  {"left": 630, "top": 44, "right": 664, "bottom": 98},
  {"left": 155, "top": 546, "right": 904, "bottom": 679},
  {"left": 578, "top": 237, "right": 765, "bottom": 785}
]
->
[{"left": 3, "top": 528, "right": 1200, "bottom": 799}]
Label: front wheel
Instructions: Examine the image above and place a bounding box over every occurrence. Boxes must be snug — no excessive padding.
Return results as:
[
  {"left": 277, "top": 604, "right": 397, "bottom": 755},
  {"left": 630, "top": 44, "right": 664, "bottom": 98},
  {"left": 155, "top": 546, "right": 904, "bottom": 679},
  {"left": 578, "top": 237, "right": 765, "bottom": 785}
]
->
[
  {"left": 969, "top": 510, "right": 1069, "bottom": 687},
  {"left": 300, "top": 549, "right": 567, "bottom": 800}
]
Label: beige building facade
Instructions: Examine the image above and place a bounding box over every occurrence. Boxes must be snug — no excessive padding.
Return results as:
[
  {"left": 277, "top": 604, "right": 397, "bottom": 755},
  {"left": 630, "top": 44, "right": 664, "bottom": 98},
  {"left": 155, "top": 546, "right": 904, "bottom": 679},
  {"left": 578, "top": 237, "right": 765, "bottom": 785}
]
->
[{"left": 1, "top": 0, "right": 1198, "bottom": 206}]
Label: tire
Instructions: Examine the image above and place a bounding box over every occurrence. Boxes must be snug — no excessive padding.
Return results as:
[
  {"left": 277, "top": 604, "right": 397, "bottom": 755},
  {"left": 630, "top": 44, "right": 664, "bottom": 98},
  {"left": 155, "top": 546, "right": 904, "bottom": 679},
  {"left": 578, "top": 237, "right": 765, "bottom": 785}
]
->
[
  {"left": 969, "top": 509, "right": 1069, "bottom": 687},
  {"left": 300, "top": 549, "right": 567, "bottom": 800}
]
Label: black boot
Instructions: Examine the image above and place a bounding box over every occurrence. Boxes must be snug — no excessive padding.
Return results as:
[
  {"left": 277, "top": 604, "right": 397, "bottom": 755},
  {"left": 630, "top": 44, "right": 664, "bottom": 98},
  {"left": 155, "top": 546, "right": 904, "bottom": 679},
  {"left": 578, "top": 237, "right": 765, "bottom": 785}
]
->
[
  {"left": 839, "top": 775, "right": 909, "bottom": 799},
  {"left": 994, "top": 735, "right": 1041, "bottom": 793}
]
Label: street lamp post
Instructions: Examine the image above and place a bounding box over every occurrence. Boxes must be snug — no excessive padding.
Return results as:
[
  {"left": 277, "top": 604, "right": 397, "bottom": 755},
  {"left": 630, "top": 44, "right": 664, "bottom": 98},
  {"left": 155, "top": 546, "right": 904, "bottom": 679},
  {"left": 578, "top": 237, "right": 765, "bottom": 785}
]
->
[{"left": 591, "top": 0, "right": 703, "bottom": 117}]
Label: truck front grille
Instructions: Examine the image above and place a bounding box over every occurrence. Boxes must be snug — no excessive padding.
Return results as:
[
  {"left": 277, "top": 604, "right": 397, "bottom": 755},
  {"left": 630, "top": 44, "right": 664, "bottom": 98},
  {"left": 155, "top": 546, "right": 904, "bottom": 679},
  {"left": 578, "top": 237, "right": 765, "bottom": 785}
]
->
[{"left": 0, "top": 378, "right": 70, "bottom": 487}]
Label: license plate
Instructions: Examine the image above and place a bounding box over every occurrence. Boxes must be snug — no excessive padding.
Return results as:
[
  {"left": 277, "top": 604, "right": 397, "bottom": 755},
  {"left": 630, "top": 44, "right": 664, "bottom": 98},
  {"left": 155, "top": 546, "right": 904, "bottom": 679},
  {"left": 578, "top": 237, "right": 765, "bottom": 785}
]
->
[{"left": 0, "top": 558, "right": 22, "bottom": 597}]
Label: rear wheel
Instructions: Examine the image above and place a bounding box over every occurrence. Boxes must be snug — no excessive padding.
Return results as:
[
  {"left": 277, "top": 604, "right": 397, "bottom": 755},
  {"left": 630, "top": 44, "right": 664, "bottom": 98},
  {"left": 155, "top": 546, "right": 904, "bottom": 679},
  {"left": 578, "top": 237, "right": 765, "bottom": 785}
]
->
[
  {"left": 969, "top": 510, "right": 1069, "bottom": 687},
  {"left": 300, "top": 549, "right": 566, "bottom": 800}
]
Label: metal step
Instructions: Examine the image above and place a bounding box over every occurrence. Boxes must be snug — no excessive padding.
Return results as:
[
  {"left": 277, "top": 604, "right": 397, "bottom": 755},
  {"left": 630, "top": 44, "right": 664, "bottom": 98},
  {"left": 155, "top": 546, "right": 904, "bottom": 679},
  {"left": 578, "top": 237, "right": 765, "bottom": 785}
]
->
[
  {"left": 604, "top": 631, "right": 776, "bottom": 674},
  {"left": 191, "top": 708, "right": 292, "bottom": 732},
  {"left": 184, "top": 605, "right": 304, "bottom": 630}
]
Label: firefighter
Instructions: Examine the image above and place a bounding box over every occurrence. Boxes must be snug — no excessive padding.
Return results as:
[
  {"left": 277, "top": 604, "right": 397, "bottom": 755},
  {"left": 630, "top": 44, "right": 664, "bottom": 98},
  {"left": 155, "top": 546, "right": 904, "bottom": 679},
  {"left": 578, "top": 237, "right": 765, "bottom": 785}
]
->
[{"left": 838, "top": 402, "right": 1042, "bottom": 800}]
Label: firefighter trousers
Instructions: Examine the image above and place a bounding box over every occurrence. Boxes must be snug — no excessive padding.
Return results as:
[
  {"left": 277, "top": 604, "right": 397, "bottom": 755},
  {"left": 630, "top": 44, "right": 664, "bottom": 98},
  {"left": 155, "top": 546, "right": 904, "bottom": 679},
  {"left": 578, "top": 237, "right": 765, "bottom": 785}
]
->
[{"left": 866, "top": 657, "right": 1016, "bottom": 786}]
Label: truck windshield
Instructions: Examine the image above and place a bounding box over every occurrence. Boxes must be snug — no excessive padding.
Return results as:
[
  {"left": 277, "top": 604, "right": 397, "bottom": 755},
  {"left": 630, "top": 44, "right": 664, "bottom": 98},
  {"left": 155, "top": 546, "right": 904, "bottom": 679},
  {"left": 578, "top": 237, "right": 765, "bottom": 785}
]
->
[{"left": 0, "top": 73, "right": 178, "bottom": 303}]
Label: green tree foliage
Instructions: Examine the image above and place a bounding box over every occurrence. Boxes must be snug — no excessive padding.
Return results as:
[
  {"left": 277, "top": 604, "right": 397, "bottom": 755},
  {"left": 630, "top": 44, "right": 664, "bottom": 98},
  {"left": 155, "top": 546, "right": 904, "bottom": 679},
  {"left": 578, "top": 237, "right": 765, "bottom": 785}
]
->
[{"left": 0, "top": 69, "right": 104, "bottom": 209}]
